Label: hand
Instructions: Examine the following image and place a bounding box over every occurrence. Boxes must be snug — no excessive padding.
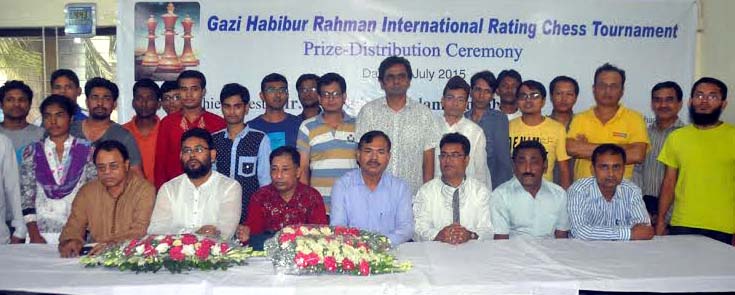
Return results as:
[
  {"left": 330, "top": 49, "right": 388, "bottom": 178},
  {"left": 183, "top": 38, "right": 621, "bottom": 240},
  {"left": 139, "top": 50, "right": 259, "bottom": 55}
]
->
[
  {"left": 58, "top": 240, "right": 83, "bottom": 258},
  {"left": 29, "top": 233, "right": 47, "bottom": 244},
  {"left": 434, "top": 224, "right": 471, "bottom": 245},
  {"left": 237, "top": 225, "right": 250, "bottom": 243},
  {"left": 10, "top": 236, "right": 25, "bottom": 244},
  {"left": 576, "top": 134, "right": 589, "bottom": 143},
  {"left": 196, "top": 225, "right": 220, "bottom": 238},
  {"left": 89, "top": 243, "right": 112, "bottom": 256},
  {"left": 654, "top": 222, "right": 668, "bottom": 236},
  {"left": 631, "top": 223, "right": 654, "bottom": 240}
]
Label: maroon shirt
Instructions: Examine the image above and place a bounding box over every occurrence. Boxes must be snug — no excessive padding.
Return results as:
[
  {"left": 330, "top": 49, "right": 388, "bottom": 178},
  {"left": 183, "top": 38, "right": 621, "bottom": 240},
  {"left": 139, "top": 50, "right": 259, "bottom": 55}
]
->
[{"left": 245, "top": 183, "right": 328, "bottom": 235}]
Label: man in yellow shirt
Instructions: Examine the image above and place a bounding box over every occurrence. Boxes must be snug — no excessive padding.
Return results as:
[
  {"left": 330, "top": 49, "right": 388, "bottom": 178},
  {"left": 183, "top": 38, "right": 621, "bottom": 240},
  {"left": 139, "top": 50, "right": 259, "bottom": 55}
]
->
[
  {"left": 567, "top": 63, "right": 649, "bottom": 180},
  {"left": 656, "top": 77, "right": 735, "bottom": 245},
  {"left": 509, "top": 80, "right": 571, "bottom": 189}
]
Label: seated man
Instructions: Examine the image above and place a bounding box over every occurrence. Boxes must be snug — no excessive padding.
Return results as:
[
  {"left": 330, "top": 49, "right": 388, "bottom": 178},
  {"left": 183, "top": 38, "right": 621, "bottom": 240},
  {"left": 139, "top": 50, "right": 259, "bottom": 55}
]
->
[
  {"left": 491, "top": 140, "right": 569, "bottom": 239},
  {"left": 148, "top": 128, "right": 242, "bottom": 240},
  {"left": 237, "top": 146, "right": 327, "bottom": 250},
  {"left": 568, "top": 144, "right": 652, "bottom": 241},
  {"left": 414, "top": 133, "right": 492, "bottom": 244},
  {"left": 58, "top": 140, "right": 155, "bottom": 257},
  {"left": 330, "top": 130, "right": 413, "bottom": 246}
]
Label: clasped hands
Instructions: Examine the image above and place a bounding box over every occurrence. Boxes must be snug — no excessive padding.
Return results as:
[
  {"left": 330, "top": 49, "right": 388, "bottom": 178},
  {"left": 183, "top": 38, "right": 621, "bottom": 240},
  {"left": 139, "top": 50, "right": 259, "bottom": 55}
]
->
[{"left": 434, "top": 223, "right": 477, "bottom": 245}]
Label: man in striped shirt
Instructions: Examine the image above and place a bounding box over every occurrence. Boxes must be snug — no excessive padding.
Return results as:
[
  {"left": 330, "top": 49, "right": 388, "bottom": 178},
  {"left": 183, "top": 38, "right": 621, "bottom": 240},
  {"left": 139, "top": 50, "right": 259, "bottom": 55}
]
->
[
  {"left": 297, "top": 73, "right": 358, "bottom": 213},
  {"left": 568, "top": 144, "right": 652, "bottom": 241}
]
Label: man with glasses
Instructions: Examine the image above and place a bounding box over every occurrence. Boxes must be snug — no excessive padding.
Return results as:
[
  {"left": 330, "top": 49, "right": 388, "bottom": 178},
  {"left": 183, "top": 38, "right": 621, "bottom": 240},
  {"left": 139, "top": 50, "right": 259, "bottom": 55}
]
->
[
  {"left": 434, "top": 76, "right": 491, "bottom": 188},
  {"left": 566, "top": 63, "right": 649, "bottom": 181},
  {"left": 248, "top": 73, "right": 302, "bottom": 150},
  {"left": 657, "top": 77, "right": 735, "bottom": 245},
  {"left": 414, "top": 133, "right": 492, "bottom": 244},
  {"left": 160, "top": 81, "right": 182, "bottom": 115},
  {"left": 295, "top": 73, "right": 321, "bottom": 121},
  {"left": 154, "top": 70, "right": 226, "bottom": 189},
  {"left": 509, "top": 80, "right": 572, "bottom": 189},
  {"left": 149, "top": 128, "right": 242, "bottom": 240},
  {"left": 297, "top": 73, "right": 357, "bottom": 213}
]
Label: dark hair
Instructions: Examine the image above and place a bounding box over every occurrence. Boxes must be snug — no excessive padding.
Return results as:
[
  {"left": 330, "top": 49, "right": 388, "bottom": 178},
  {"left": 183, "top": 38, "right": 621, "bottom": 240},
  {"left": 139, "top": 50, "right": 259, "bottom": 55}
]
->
[
  {"left": 296, "top": 73, "right": 320, "bottom": 90},
  {"left": 93, "top": 140, "right": 130, "bottom": 163},
  {"left": 133, "top": 78, "right": 161, "bottom": 100},
  {"left": 358, "top": 130, "right": 392, "bottom": 152},
  {"left": 160, "top": 81, "right": 179, "bottom": 94},
  {"left": 443, "top": 76, "right": 470, "bottom": 97},
  {"left": 591, "top": 144, "right": 627, "bottom": 166},
  {"left": 549, "top": 75, "right": 579, "bottom": 96},
  {"left": 219, "top": 83, "right": 250, "bottom": 104},
  {"left": 0, "top": 80, "right": 34, "bottom": 104},
  {"left": 50, "top": 69, "right": 80, "bottom": 88},
  {"left": 691, "top": 77, "right": 728, "bottom": 101},
  {"left": 439, "top": 132, "right": 470, "bottom": 156},
  {"left": 180, "top": 128, "right": 213, "bottom": 148},
  {"left": 651, "top": 81, "right": 683, "bottom": 102},
  {"left": 378, "top": 56, "right": 413, "bottom": 82},
  {"left": 318, "top": 72, "right": 347, "bottom": 94},
  {"left": 470, "top": 71, "right": 498, "bottom": 90},
  {"left": 260, "top": 73, "right": 288, "bottom": 92},
  {"left": 177, "top": 70, "right": 207, "bottom": 89},
  {"left": 84, "top": 77, "right": 120, "bottom": 101},
  {"left": 40, "top": 94, "right": 78, "bottom": 116},
  {"left": 269, "top": 145, "right": 300, "bottom": 167},
  {"left": 512, "top": 140, "right": 548, "bottom": 162},
  {"left": 517, "top": 80, "right": 546, "bottom": 99},
  {"left": 594, "top": 63, "right": 626, "bottom": 87},
  {"left": 497, "top": 69, "right": 522, "bottom": 85}
]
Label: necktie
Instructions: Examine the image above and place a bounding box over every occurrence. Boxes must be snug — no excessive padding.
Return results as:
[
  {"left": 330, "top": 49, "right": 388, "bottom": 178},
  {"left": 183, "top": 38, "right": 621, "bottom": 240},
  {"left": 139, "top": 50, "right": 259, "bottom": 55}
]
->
[{"left": 452, "top": 188, "right": 460, "bottom": 224}]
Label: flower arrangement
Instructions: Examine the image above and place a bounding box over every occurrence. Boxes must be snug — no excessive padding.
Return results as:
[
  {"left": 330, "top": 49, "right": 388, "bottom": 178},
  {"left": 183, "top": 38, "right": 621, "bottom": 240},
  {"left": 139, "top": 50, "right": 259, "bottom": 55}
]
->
[
  {"left": 265, "top": 224, "right": 412, "bottom": 276},
  {"left": 80, "top": 234, "right": 263, "bottom": 273}
]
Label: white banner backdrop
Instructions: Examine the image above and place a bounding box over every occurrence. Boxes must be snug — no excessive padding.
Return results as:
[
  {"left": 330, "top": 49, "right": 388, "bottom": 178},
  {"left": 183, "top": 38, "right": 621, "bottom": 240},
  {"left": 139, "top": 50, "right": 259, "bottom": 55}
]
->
[{"left": 117, "top": 0, "right": 697, "bottom": 123}]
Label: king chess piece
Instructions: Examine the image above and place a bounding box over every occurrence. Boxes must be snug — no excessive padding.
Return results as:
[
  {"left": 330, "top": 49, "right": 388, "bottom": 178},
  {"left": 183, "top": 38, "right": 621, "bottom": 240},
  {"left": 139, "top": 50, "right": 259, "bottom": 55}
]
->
[
  {"left": 156, "top": 2, "right": 184, "bottom": 73},
  {"left": 141, "top": 15, "right": 159, "bottom": 66},
  {"left": 179, "top": 14, "right": 199, "bottom": 67}
]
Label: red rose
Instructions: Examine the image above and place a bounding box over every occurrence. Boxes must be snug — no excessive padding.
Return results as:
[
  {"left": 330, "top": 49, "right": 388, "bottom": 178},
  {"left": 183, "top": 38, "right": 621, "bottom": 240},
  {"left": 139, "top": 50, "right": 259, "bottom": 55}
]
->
[
  {"left": 195, "top": 245, "right": 210, "bottom": 260},
  {"left": 294, "top": 252, "right": 308, "bottom": 268},
  {"left": 123, "top": 247, "right": 133, "bottom": 256},
  {"left": 144, "top": 244, "right": 157, "bottom": 257},
  {"left": 200, "top": 238, "right": 216, "bottom": 250},
  {"left": 305, "top": 252, "right": 320, "bottom": 266},
  {"left": 169, "top": 246, "right": 185, "bottom": 261},
  {"left": 347, "top": 228, "right": 360, "bottom": 236},
  {"left": 181, "top": 234, "right": 198, "bottom": 245},
  {"left": 342, "top": 258, "right": 355, "bottom": 271},
  {"left": 324, "top": 256, "right": 337, "bottom": 272},
  {"left": 279, "top": 233, "right": 296, "bottom": 244},
  {"left": 161, "top": 235, "right": 174, "bottom": 245},
  {"left": 127, "top": 239, "right": 138, "bottom": 248},
  {"left": 357, "top": 242, "right": 367, "bottom": 250},
  {"left": 220, "top": 242, "right": 229, "bottom": 253},
  {"left": 334, "top": 226, "right": 347, "bottom": 235},
  {"left": 359, "top": 259, "right": 370, "bottom": 276}
]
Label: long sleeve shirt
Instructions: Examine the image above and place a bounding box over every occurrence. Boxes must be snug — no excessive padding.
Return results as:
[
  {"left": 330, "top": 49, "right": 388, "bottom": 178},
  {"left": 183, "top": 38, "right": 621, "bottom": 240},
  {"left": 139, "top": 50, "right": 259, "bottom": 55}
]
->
[
  {"left": 148, "top": 171, "right": 242, "bottom": 240},
  {"left": 330, "top": 169, "right": 414, "bottom": 246},
  {"left": 413, "top": 177, "right": 493, "bottom": 241},
  {"left": 59, "top": 174, "right": 156, "bottom": 244},
  {"left": 245, "top": 183, "right": 327, "bottom": 235},
  {"left": 567, "top": 177, "right": 650, "bottom": 241},
  {"left": 464, "top": 108, "right": 513, "bottom": 189},
  {"left": 491, "top": 177, "right": 569, "bottom": 239},
  {"left": 434, "top": 116, "right": 492, "bottom": 188},
  {"left": 0, "top": 134, "right": 25, "bottom": 243}
]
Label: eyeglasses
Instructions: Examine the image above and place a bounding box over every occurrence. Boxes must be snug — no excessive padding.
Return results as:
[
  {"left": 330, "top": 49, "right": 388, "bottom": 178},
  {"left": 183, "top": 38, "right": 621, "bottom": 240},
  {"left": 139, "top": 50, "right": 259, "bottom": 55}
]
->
[
  {"left": 439, "top": 153, "right": 466, "bottom": 160},
  {"left": 265, "top": 87, "right": 288, "bottom": 95},
  {"left": 443, "top": 95, "right": 467, "bottom": 104},
  {"left": 320, "top": 91, "right": 343, "bottom": 99},
  {"left": 96, "top": 162, "right": 121, "bottom": 173},
  {"left": 181, "top": 145, "right": 210, "bottom": 155},
  {"left": 692, "top": 93, "right": 722, "bottom": 102},
  {"left": 517, "top": 92, "right": 543, "bottom": 100},
  {"left": 471, "top": 87, "right": 493, "bottom": 96},
  {"left": 299, "top": 87, "right": 317, "bottom": 94},
  {"left": 162, "top": 94, "right": 180, "bottom": 102}
]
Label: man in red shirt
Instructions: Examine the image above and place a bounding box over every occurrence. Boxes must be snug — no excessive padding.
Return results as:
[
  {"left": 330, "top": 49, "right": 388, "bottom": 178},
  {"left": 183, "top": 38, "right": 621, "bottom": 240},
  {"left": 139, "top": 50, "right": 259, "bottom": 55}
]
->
[{"left": 154, "top": 70, "right": 226, "bottom": 188}]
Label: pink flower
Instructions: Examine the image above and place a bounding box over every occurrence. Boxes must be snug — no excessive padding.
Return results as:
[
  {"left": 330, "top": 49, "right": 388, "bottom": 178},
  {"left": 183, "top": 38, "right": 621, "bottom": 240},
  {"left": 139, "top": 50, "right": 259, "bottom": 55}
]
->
[
  {"left": 347, "top": 228, "right": 360, "bottom": 236},
  {"left": 342, "top": 258, "right": 355, "bottom": 271},
  {"left": 169, "top": 246, "right": 184, "bottom": 261},
  {"left": 161, "top": 235, "right": 174, "bottom": 245},
  {"left": 123, "top": 246, "right": 133, "bottom": 256},
  {"left": 334, "top": 226, "right": 347, "bottom": 235},
  {"left": 220, "top": 242, "right": 229, "bottom": 253},
  {"left": 144, "top": 244, "right": 157, "bottom": 257},
  {"left": 200, "top": 238, "right": 216, "bottom": 250},
  {"left": 324, "top": 256, "right": 337, "bottom": 272},
  {"left": 359, "top": 259, "right": 370, "bottom": 276},
  {"left": 181, "top": 234, "right": 197, "bottom": 245},
  {"left": 127, "top": 239, "right": 138, "bottom": 248},
  {"left": 195, "top": 245, "right": 210, "bottom": 260},
  {"left": 279, "top": 233, "right": 296, "bottom": 244},
  {"left": 305, "top": 252, "right": 320, "bottom": 266},
  {"left": 294, "top": 252, "right": 308, "bottom": 268}
]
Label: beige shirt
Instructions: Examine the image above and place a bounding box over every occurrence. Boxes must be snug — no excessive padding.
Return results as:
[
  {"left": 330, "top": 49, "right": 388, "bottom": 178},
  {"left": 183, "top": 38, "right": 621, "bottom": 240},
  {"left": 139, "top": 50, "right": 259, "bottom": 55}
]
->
[{"left": 59, "top": 174, "right": 156, "bottom": 244}]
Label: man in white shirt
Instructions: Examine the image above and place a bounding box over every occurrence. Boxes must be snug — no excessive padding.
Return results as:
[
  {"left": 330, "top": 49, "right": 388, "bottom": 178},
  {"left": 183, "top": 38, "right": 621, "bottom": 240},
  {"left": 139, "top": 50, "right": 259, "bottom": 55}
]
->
[
  {"left": 491, "top": 140, "right": 570, "bottom": 239},
  {"left": 0, "top": 133, "right": 26, "bottom": 244},
  {"left": 414, "top": 133, "right": 492, "bottom": 244},
  {"left": 434, "top": 76, "right": 492, "bottom": 188},
  {"left": 148, "top": 128, "right": 242, "bottom": 240}
]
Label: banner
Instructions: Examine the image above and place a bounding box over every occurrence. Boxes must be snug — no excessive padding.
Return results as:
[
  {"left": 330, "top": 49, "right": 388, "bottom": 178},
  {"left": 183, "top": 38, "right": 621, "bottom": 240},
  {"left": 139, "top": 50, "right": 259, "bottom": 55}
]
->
[{"left": 117, "top": 0, "right": 697, "bottom": 123}]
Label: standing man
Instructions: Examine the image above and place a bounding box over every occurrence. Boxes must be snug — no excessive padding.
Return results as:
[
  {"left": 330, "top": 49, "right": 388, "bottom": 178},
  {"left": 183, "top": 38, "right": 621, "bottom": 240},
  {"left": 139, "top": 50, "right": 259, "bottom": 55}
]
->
[
  {"left": 496, "top": 69, "right": 523, "bottom": 120},
  {"left": 160, "top": 81, "right": 182, "bottom": 115},
  {"left": 657, "top": 77, "right": 735, "bottom": 245},
  {"left": 465, "top": 71, "right": 513, "bottom": 189},
  {"left": 548, "top": 75, "right": 579, "bottom": 188},
  {"left": 297, "top": 72, "right": 357, "bottom": 210},
  {"left": 70, "top": 77, "right": 143, "bottom": 176},
  {"left": 632, "top": 81, "right": 684, "bottom": 222},
  {"left": 0, "top": 81, "right": 45, "bottom": 162},
  {"left": 356, "top": 56, "right": 440, "bottom": 194},
  {"left": 0, "top": 133, "right": 25, "bottom": 244},
  {"left": 123, "top": 79, "right": 161, "bottom": 184},
  {"left": 248, "top": 73, "right": 302, "bottom": 150},
  {"left": 509, "top": 80, "right": 572, "bottom": 189},
  {"left": 212, "top": 83, "right": 271, "bottom": 223},
  {"left": 295, "top": 73, "right": 321, "bottom": 121},
  {"left": 154, "top": 70, "right": 227, "bottom": 188},
  {"left": 49, "top": 69, "right": 87, "bottom": 121},
  {"left": 435, "top": 76, "right": 491, "bottom": 188},
  {"left": 567, "top": 63, "right": 649, "bottom": 181}
]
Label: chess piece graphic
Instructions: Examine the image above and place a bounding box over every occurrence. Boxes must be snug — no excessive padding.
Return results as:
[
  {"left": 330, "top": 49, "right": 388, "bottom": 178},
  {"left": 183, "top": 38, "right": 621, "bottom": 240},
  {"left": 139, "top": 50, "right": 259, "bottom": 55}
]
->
[
  {"left": 180, "top": 14, "right": 199, "bottom": 66},
  {"left": 156, "top": 2, "right": 184, "bottom": 72},
  {"left": 141, "top": 15, "right": 159, "bottom": 66}
]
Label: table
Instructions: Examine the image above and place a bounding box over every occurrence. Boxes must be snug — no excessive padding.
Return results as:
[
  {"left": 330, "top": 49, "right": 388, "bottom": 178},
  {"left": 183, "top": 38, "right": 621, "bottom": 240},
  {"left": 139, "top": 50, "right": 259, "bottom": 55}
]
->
[{"left": 1, "top": 235, "right": 734, "bottom": 295}]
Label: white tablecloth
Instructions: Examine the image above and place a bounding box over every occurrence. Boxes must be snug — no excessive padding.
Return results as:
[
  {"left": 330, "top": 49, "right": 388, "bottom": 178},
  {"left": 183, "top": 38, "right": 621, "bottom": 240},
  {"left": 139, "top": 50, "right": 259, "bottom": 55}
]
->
[{"left": 1, "top": 235, "right": 734, "bottom": 295}]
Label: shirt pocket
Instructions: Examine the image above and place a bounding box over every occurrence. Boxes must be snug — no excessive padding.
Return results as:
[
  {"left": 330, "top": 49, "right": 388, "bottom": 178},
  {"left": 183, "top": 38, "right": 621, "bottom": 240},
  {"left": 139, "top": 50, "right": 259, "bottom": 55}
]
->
[{"left": 237, "top": 156, "right": 257, "bottom": 178}]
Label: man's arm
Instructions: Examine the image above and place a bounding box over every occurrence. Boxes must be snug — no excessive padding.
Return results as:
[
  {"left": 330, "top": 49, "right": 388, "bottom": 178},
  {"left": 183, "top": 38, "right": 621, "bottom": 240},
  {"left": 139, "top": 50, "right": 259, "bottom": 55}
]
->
[
  {"left": 422, "top": 148, "right": 435, "bottom": 183},
  {"left": 296, "top": 123, "right": 311, "bottom": 184},
  {"left": 554, "top": 230, "right": 569, "bottom": 239},
  {"left": 215, "top": 181, "right": 243, "bottom": 240},
  {"left": 492, "top": 115, "right": 513, "bottom": 188},
  {"left": 107, "top": 182, "right": 156, "bottom": 242},
  {"left": 58, "top": 187, "right": 89, "bottom": 257},
  {"left": 2, "top": 139, "right": 26, "bottom": 241},
  {"left": 490, "top": 192, "right": 511, "bottom": 240},
  {"left": 568, "top": 185, "right": 632, "bottom": 240},
  {"left": 656, "top": 166, "right": 678, "bottom": 235},
  {"left": 256, "top": 136, "right": 272, "bottom": 186},
  {"left": 328, "top": 177, "right": 348, "bottom": 226},
  {"left": 566, "top": 135, "right": 598, "bottom": 160},
  {"left": 147, "top": 185, "right": 175, "bottom": 235},
  {"left": 413, "top": 185, "right": 442, "bottom": 241},
  {"left": 470, "top": 186, "right": 493, "bottom": 240},
  {"left": 557, "top": 160, "right": 572, "bottom": 189},
  {"left": 298, "top": 150, "right": 311, "bottom": 184},
  {"left": 153, "top": 123, "right": 169, "bottom": 189},
  {"left": 621, "top": 143, "right": 648, "bottom": 165},
  {"left": 385, "top": 181, "right": 414, "bottom": 246}
]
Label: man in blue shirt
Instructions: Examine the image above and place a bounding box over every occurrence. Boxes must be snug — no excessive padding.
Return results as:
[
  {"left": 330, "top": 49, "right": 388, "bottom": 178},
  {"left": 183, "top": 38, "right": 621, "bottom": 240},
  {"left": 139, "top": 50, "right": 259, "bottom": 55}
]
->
[
  {"left": 248, "top": 73, "right": 302, "bottom": 150},
  {"left": 330, "top": 130, "right": 414, "bottom": 246}
]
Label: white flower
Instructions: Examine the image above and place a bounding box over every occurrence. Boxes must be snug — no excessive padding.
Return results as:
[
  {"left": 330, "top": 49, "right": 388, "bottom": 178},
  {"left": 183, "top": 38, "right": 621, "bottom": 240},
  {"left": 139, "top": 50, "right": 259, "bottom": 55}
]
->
[
  {"left": 299, "top": 226, "right": 309, "bottom": 234},
  {"left": 155, "top": 243, "right": 170, "bottom": 253},
  {"left": 309, "top": 228, "right": 321, "bottom": 236},
  {"left": 282, "top": 227, "right": 295, "bottom": 234},
  {"left": 135, "top": 245, "right": 145, "bottom": 255},
  {"left": 319, "top": 227, "right": 332, "bottom": 235},
  {"left": 211, "top": 245, "right": 221, "bottom": 256},
  {"left": 182, "top": 244, "right": 196, "bottom": 256}
]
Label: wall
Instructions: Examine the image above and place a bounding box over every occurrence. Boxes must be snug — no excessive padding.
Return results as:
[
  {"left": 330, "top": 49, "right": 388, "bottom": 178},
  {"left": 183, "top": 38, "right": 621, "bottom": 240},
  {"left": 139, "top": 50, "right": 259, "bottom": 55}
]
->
[{"left": 0, "top": 0, "right": 117, "bottom": 28}]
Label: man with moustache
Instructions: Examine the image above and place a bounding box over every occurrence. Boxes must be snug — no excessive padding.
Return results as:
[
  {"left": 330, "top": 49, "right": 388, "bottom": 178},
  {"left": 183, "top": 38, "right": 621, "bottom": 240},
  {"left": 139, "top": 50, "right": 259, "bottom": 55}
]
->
[
  {"left": 148, "top": 128, "right": 242, "bottom": 240},
  {"left": 496, "top": 69, "right": 523, "bottom": 120},
  {"left": 491, "top": 140, "right": 569, "bottom": 239},
  {"left": 632, "top": 82, "right": 684, "bottom": 223},
  {"left": 248, "top": 73, "right": 302, "bottom": 150},
  {"left": 123, "top": 79, "right": 162, "bottom": 184},
  {"left": 568, "top": 144, "right": 652, "bottom": 241},
  {"left": 657, "top": 77, "right": 735, "bottom": 245},
  {"left": 295, "top": 73, "right": 321, "bottom": 121}
]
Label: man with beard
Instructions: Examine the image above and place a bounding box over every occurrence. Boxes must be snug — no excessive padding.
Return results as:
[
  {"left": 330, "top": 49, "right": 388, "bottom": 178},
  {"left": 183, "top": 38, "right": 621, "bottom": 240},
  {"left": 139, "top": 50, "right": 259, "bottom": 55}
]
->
[
  {"left": 496, "top": 69, "right": 523, "bottom": 120},
  {"left": 657, "top": 77, "right": 735, "bottom": 245},
  {"left": 123, "top": 79, "right": 162, "bottom": 184},
  {"left": 295, "top": 73, "right": 321, "bottom": 121},
  {"left": 0, "top": 81, "right": 45, "bottom": 163},
  {"left": 58, "top": 140, "right": 155, "bottom": 257},
  {"left": 70, "top": 77, "right": 143, "bottom": 176},
  {"left": 148, "top": 128, "right": 242, "bottom": 240},
  {"left": 492, "top": 140, "right": 569, "bottom": 239},
  {"left": 248, "top": 73, "right": 302, "bottom": 150},
  {"left": 568, "top": 144, "right": 652, "bottom": 241}
]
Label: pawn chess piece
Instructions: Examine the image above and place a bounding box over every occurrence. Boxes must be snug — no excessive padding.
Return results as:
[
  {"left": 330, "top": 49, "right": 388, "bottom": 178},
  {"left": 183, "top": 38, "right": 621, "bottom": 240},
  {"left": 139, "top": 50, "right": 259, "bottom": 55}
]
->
[
  {"left": 179, "top": 14, "right": 199, "bottom": 67},
  {"left": 156, "top": 2, "right": 184, "bottom": 73},
  {"left": 141, "top": 15, "right": 159, "bottom": 66}
]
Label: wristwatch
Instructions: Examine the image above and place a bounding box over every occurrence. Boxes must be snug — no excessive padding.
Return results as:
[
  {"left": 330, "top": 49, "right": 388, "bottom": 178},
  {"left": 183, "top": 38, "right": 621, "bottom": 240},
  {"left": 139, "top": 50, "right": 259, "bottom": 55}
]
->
[{"left": 470, "top": 232, "right": 479, "bottom": 240}]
